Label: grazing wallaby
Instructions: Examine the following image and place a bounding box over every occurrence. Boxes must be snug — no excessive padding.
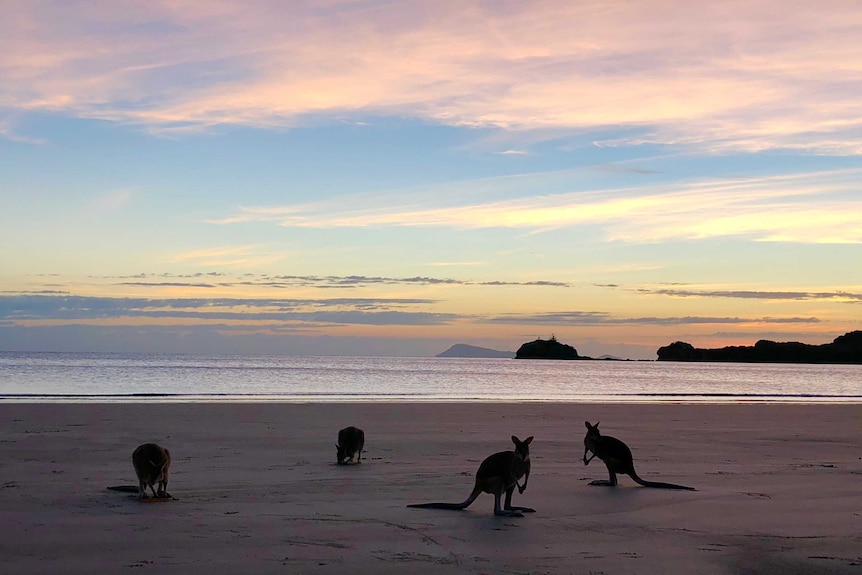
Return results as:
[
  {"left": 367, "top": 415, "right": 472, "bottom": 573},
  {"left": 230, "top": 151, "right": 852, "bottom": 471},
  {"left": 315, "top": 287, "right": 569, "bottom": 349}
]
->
[
  {"left": 336, "top": 426, "right": 365, "bottom": 465},
  {"left": 583, "top": 421, "right": 695, "bottom": 490},
  {"left": 132, "top": 443, "right": 171, "bottom": 498},
  {"left": 408, "top": 435, "right": 535, "bottom": 517}
]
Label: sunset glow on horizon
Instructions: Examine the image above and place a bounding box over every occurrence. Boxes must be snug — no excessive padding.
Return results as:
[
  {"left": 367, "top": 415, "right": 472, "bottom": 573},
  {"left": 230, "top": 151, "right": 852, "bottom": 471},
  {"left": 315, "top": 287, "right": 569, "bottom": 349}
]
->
[{"left": 2, "top": 0, "right": 860, "bottom": 359}]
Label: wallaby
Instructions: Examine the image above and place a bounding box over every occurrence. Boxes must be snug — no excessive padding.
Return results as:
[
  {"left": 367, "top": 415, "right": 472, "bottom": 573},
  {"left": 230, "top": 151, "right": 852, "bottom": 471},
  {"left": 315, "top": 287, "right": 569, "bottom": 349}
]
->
[
  {"left": 131, "top": 443, "right": 171, "bottom": 498},
  {"left": 583, "top": 421, "right": 695, "bottom": 490},
  {"left": 408, "top": 435, "right": 535, "bottom": 517},
  {"left": 336, "top": 426, "right": 365, "bottom": 465}
]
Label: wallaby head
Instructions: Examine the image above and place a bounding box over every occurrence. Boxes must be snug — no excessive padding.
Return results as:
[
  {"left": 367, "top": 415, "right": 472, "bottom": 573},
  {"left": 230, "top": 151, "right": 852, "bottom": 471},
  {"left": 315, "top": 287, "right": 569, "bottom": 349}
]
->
[
  {"left": 583, "top": 421, "right": 602, "bottom": 465},
  {"left": 512, "top": 435, "right": 533, "bottom": 461},
  {"left": 336, "top": 443, "right": 349, "bottom": 464}
]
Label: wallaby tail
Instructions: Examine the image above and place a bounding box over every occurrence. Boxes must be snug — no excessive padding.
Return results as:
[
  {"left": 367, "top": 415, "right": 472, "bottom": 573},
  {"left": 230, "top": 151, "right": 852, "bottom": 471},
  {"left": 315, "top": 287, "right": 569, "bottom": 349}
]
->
[
  {"left": 407, "top": 502, "right": 470, "bottom": 510},
  {"left": 407, "top": 487, "right": 481, "bottom": 511},
  {"left": 631, "top": 471, "right": 696, "bottom": 491}
]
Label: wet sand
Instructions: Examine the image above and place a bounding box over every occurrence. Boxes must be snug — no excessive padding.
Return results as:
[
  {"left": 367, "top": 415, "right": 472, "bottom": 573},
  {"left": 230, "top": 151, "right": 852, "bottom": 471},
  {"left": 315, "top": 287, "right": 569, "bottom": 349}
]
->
[{"left": 1, "top": 402, "right": 860, "bottom": 574}]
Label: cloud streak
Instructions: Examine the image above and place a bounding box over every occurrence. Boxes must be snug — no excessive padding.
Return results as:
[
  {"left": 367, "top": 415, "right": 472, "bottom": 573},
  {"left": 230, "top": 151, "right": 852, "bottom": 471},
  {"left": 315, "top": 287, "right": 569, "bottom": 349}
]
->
[
  {"left": 0, "top": 295, "right": 451, "bottom": 326},
  {"left": 486, "top": 311, "right": 820, "bottom": 326},
  {"left": 169, "top": 246, "right": 286, "bottom": 268},
  {"left": 210, "top": 168, "right": 862, "bottom": 244},
  {"left": 0, "top": 295, "right": 821, "bottom": 329},
  {"left": 636, "top": 288, "right": 862, "bottom": 302},
  {"left": 102, "top": 273, "right": 572, "bottom": 289},
  {"left": 3, "top": 1, "right": 862, "bottom": 152}
]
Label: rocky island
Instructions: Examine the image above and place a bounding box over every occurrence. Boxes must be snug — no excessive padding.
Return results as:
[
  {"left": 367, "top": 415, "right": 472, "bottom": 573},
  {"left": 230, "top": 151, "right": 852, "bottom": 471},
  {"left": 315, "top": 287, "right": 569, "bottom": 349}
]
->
[
  {"left": 657, "top": 331, "right": 862, "bottom": 364},
  {"left": 515, "top": 336, "right": 584, "bottom": 360}
]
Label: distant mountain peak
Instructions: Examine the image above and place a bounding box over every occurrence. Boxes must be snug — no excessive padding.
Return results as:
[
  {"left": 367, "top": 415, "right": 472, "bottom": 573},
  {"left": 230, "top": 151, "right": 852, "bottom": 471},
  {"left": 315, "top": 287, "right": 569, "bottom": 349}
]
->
[{"left": 436, "top": 344, "right": 514, "bottom": 358}]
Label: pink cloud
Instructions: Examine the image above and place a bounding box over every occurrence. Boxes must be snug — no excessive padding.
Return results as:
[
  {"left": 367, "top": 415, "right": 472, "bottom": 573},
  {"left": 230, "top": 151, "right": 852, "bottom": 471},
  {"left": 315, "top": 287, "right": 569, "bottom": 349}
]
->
[{"left": 2, "top": 0, "right": 861, "bottom": 152}]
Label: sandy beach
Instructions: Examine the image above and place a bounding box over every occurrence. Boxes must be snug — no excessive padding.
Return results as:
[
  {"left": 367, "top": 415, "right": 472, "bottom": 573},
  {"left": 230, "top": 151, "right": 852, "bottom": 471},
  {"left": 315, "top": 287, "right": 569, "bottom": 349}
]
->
[{"left": 1, "top": 402, "right": 860, "bottom": 574}]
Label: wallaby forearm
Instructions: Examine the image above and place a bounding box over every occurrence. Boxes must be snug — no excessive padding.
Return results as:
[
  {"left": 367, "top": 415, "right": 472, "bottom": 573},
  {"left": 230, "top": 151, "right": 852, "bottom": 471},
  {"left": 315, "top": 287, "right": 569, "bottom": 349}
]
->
[{"left": 518, "top": 469, "right": 530, "bottom": 493}]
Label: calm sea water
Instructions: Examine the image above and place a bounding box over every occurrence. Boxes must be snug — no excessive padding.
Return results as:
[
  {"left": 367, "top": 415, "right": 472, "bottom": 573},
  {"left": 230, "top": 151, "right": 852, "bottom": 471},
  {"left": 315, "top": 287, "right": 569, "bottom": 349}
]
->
[{"left": 1, "top": 351, "right": 860, "bottom": 403}]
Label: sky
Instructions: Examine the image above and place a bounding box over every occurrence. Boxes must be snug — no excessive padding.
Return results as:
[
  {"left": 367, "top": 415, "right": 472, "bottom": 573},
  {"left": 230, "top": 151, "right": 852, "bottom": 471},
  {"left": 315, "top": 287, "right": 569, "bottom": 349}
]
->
[{"left": 1, "top": 0, "right": 861, "bottom": 360}]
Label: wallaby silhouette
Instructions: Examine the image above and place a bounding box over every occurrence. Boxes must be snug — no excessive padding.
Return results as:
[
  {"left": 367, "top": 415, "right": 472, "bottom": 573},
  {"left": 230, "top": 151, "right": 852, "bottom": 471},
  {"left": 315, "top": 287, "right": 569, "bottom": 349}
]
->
[
  {"left": 131, "top": 443, "right": 172, "bottom": 498},
  {"left": 336, "top": 426, "right": 365, "bottom": 465},
  {"left": 583, "top": 421, "right": 695, "bottom": 490},
  {"left": 408, "top": 435, "right": 535, "bottom": 517}
]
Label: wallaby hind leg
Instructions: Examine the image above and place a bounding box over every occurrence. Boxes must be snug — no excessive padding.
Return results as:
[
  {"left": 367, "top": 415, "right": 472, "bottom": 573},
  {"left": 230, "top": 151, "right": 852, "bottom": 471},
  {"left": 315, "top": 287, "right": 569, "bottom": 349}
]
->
[
  {"left": 493, "top": 491, "right": 524, "bottom": 517},
  {"left": 589, "top": 467, "right": 618, "bottom": 487},
  {"left": 504, "top": 487, "right": 535, "bottom": 513},
  {"left": 139, "top": 480, "right": 159, "bottom": 498},
  {"left": 157, "top": 477, "right": 169, "bottom": 498}
]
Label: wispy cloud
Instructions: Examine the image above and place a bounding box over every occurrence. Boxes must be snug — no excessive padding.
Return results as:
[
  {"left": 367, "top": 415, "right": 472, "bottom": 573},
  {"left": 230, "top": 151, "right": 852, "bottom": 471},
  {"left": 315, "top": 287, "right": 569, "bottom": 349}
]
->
[
  {"left": 636, "top": 288, "right": 862, "bottom": 302},
  {"left": 170, "top": 247, "right": 262, "bottom": 262},
  {"left": 104, "top": 272, "right": 229, "bottom": 279},
  {"left": 0, "top": 295, "right": 821, "bottom": 328},
  {"left": 596, "top": 164, "right": 661, "bottom": 175},
  {"left": 0, "top": 114, "right": 45, "bottom": 144},
  {"left": 3, "top": 1, "right": 862, "bottom": 152},
  {"left": 90, "top": 272, "right": 572, "bottom": 289},
  {"left": 209, "top": 168, "right": 862, "bottom": 243},
  {"left": 118, "top": 282, "right": 219, "bottom": 289},
  {"left": 486, "top": 311, "right": 820, "bottom": 326},
  {"left": 427, "top": 261, "right": 484, "bottom": 267},
  {"left": 0, "top": 295, "right": 451, "bottom": 326},
  {"left": 88, "top": 188, "right": 133, "bottom": 215},
  {"left": 168, "top": 245, "right": 286, "bottom": 268}
]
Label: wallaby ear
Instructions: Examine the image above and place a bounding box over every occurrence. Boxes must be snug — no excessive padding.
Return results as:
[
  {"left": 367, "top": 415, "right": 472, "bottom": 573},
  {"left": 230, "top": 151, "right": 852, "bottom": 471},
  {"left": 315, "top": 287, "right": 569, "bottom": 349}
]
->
[
  {"left": 524, "top": 436, "right": 534, "bottom": 445},
  {"left": 584, "top": 421, "right": 592, "bottom": 429},
  {"left": 511, "top": 435, "right": 519, "bottom": 445}
]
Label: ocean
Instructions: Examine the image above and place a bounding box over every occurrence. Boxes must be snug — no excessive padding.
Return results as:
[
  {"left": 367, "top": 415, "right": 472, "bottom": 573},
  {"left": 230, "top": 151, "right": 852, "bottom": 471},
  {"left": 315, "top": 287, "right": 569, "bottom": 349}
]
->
[{"left": 1, "top": 351, "right": 859, "bottom": 403}]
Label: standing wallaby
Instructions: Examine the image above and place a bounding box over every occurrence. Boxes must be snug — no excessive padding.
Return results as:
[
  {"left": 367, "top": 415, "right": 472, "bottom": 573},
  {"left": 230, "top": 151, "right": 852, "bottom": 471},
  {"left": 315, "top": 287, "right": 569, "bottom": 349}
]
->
[
  {"left": 583, "top": 421, "right": 695, "bottom": 490},
  {"left": 336, "top": 426, "right": 365, "bottom": 465},
  {"left": 408, "top": 435, "right": 535, "bottom": 517},
  {"left": 132, "top": 443, "right": 171, "bottom": 498}
]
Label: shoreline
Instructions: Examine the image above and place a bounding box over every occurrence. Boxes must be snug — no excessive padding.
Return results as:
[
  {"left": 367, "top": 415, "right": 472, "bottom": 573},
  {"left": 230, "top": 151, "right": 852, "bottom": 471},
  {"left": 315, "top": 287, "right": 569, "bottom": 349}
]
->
[
  {"left": 3, "top": 394, "right": 862, "bottom": 404},
  {"left": 2, "top": 402, "right": 860, "bottom": 574}
]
